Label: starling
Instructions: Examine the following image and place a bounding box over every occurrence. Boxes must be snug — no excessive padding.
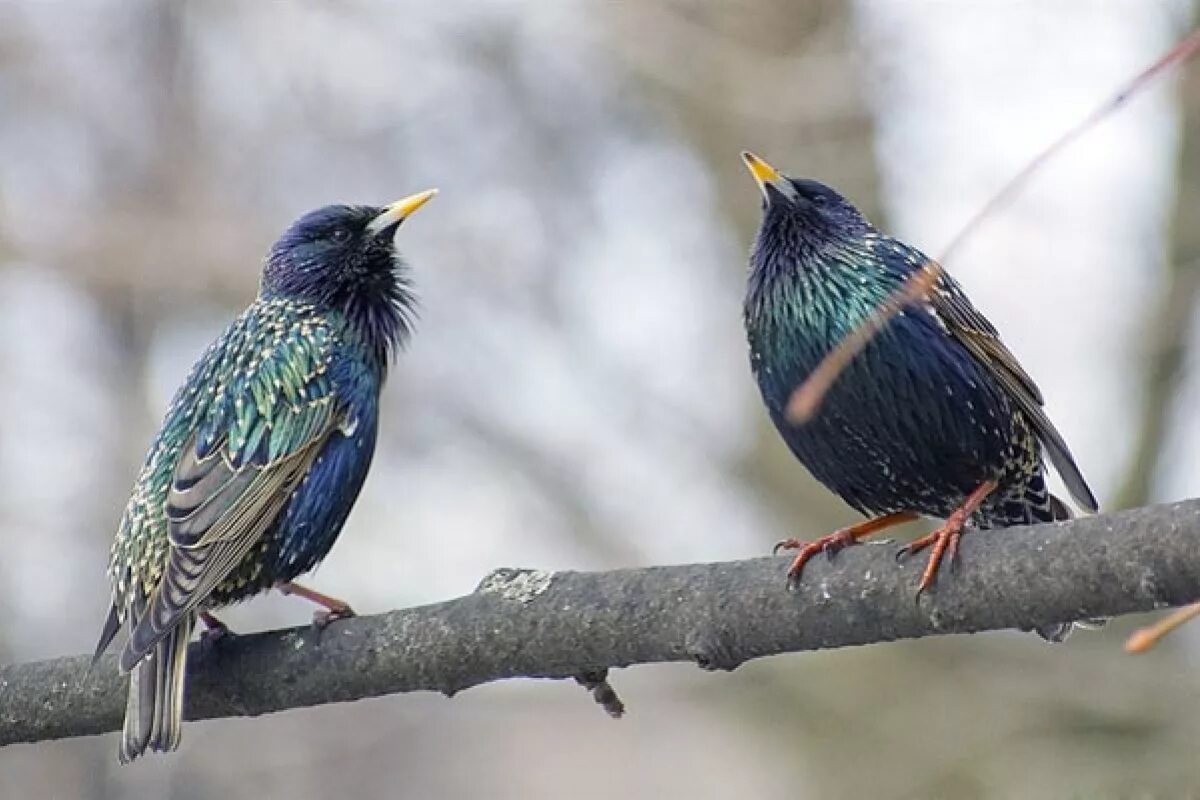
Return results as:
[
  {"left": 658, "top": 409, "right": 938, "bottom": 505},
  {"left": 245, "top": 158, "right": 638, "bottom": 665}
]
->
[
  {"left": 93, "top": 190, "right": 436, "bottom": 762},
  {"left": 740, "top": 152, "right": 1097, "bottom": 631}
]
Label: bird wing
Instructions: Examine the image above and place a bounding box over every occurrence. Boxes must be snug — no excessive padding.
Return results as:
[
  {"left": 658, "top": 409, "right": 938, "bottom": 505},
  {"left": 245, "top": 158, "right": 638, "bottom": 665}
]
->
[
  {"left": 120, "top": 312, "right": 345, "bottom": 671},
  {"left": 926, "top": 272, "right": 1099, "bottom": 513}
]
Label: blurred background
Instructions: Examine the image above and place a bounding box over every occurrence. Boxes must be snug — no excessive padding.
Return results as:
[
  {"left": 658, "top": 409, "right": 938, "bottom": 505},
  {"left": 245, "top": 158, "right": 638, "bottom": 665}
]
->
[{"left": 0, "top": 0, "right": 1198, "bottom": 797}]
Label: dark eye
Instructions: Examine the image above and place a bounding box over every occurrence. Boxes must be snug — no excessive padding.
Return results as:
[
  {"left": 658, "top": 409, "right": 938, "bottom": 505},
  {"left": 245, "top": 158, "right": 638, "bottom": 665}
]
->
[{"left": 330, "top": 226, "right": 351, "bottom": 244}]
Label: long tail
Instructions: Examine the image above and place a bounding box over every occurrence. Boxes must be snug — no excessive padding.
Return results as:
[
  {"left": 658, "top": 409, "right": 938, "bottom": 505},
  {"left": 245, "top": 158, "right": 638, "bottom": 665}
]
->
[{"left": 120, "top": 613, "right": 193, "bottom": 764}]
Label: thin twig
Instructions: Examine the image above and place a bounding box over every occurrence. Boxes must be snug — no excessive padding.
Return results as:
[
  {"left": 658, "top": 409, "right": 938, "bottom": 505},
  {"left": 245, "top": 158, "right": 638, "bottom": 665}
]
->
[{"left": 787, "top": 26, "right": 1200, "bottom": 424}]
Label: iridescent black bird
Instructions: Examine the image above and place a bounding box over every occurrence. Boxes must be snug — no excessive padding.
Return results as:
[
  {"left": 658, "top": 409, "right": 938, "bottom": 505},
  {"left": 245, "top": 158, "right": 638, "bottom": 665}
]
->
[
  {"left": 740, "top": 152, "right": 1097, "bottom": 631},
  {"left": 94, "top": 190, "right": 436, "bottom": 762}
]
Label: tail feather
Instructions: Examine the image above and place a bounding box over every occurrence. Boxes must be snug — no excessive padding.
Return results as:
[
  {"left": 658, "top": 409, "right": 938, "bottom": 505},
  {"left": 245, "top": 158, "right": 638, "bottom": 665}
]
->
[
  {"left": 151, "top": 617, "right": 192, "bottom": 752},
  {"left": 119, "top": 613, "right": 193, "bottom": 763},
  {"left": 120, "top": 648, "right": 155, "bottom": 763}
]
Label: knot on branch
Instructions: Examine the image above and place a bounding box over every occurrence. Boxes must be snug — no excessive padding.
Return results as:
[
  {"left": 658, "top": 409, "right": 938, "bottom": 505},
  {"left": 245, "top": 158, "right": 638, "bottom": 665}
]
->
[{"left": 685, "top": 627, "right": 744, "bottom": 672}]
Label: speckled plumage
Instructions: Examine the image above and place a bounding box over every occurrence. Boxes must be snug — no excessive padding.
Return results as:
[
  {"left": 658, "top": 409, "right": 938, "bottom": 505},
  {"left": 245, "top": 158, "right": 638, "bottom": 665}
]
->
[
  {"left": 95, "top": 193, "right": 434, "bottom": 762},
  {"left": 111, "top": 297, "right": 374, "bottom": 607},
  {"left": 740, "top": 154, "right": 1096, "bottom": 608}
]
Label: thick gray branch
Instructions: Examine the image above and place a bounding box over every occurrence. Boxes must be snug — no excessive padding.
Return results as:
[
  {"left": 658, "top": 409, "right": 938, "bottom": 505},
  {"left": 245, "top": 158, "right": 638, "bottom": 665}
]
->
[{"left": 2, "top": 499, "right": 1199, "bottom": 748}]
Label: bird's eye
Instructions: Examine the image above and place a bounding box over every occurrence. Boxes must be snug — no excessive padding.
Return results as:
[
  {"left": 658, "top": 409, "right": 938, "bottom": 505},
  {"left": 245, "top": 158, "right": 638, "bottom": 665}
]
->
[{"left": 330, "top": 226, "right": 351, "bottom": 244}]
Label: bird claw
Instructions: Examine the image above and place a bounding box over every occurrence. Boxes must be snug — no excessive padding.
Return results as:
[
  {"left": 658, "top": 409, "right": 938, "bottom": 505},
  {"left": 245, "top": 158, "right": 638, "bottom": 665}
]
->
[
  {"left": 779, "top": 513, "right": 921, "bottom": 593},
  {"left": 201, "top": 623, "right": 231, "bottom": 643},
  {"left": 200, "top": 611, "right": 232, "bottom": 638},
  {"left": 312, "top": 606, "right": 355, "bottom": 631},
  {"left": 200, "top": 627, "right": 231, "bottom": 653},
  {"left": 199, "top": 612, "right": 233, "bottom": 656},
  {"left": 782, "top": 532, "right": 858, "bottom": 590},
  {"left": 773, "top": 538, "right": 801, "bottom": 556}
]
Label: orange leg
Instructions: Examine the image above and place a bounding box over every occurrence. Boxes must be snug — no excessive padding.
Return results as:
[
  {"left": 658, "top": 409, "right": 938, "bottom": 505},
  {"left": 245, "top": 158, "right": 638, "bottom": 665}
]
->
[
  {"left": 1126, "top": 602, "right": 1200, "bottom": 653},
  {"left": 897, "top": 480, "right": 998, "bottom": 595},
  {"left": 278, "top": 581, "right": 356, "bottom": 629},
  {"left": 776, "top": 511, "right": 919, "bottom": 590}
]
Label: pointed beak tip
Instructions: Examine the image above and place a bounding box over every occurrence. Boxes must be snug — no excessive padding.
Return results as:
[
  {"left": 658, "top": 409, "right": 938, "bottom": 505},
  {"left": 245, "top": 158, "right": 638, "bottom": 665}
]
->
[
  {"left": 396, "top": 188, "right": 438, "bottom": 216},
  {"left": 741, "top": 151, "right": 782, "bottom": 187},
  {"left": 369, "top": 188, "right": 439, "bottom": 235}
]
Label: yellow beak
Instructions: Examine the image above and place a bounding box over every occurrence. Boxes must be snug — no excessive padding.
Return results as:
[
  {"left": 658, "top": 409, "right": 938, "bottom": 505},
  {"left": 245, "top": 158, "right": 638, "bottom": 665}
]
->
[
  {"left": 740, "top": 151, "right": 784, "bottom": 194},
  {"left": 367, "top": 189, "right": 438, "bottom": 235}
]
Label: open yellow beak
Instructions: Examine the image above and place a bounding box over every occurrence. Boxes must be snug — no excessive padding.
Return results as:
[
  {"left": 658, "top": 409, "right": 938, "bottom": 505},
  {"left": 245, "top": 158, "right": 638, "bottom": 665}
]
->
[
  {"left": 367, "top": 189, "right": 438, "bottom": 235},
  {"left": 741, "top": 151, "right": 784, "bottom": 194}
]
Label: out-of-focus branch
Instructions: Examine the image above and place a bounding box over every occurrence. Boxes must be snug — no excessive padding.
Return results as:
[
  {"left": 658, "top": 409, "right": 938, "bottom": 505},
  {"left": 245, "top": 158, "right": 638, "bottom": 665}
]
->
[
  {"left": 1115, "top": 60, "right": 1200, "bottom": 509},
  {"left": 1, "top": 499, "right": 1198, "bottom": 749},
  {"left": 1115, "top": 258, "right": 1200, "bottom": 509},
  {"left": 1117, "top": 66, "right": 1200, "bottom": 652}
]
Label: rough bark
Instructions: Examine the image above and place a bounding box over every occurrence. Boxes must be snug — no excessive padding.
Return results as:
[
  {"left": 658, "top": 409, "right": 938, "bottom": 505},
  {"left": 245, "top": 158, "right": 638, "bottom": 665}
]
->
[{"left": 2, "top": 498, "right": 1198, "bottom": 748}]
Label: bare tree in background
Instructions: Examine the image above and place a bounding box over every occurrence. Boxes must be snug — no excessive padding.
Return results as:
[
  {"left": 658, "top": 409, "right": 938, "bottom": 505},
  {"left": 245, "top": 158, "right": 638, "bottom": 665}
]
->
[{"left": 0, "top": 1, "right": 1197, "bottom": 798}]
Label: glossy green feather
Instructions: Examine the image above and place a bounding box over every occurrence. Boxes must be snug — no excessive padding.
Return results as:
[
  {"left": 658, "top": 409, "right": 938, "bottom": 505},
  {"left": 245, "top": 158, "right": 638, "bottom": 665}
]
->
[{"left": 107, "top": 297, "right": 346, "bottom": 629}]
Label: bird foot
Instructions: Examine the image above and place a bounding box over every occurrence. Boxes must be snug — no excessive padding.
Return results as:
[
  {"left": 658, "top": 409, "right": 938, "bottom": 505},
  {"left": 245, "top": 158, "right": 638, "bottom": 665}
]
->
[
  {"left": 775, "top": 511, "right": 919, "bottom": 591},
  {"left": 895, "top": 523, "right": 965, "bottom": 597},
  {"left": 895, "top": 480, "right": 997, "bottom": 597},
  {"left": 199, "top": 611, "right": 233, "bottom": 653},
  {"left": 278, "top": 581, "right": 355, "bottom": 625},
  {"left": 311, "top": 605, "right": 356, "bottom": 631},
  {"left": 775, "top": 529, "right": 862, "bottom": 591}
]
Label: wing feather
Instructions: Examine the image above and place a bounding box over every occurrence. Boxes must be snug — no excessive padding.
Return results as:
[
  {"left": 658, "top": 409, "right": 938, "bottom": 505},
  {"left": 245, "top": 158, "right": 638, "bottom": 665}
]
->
[
  {"left": 119, "top": 307, "right": 344, "bottom": 670},
  {"left": 927, "top": 274, "right": 1098, "bottom": 513}
]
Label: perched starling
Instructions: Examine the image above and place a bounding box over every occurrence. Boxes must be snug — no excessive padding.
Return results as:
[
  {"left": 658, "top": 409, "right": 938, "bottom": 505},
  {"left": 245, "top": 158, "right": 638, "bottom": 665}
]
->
[
  {"left": 740, "top": 152, "right": 1097, "bottom": 632},
  {"left": 93, "top": 190, "right": 436, "bottom": 762}
]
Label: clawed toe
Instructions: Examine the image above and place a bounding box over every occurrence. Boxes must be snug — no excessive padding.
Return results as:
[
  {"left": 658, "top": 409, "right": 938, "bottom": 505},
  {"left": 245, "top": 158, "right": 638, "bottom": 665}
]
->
[
  {"left": 199, "top": 611, "right": 233, "bottom": 653},
  {"left": 312, "top": 606, "right": 356, "bottom": 631},
  {"left": 773, "top": 538, "right": 802, "bottom": 556},
  {"left": 778, "top": 512, "right": 919, "bottom": 592}
]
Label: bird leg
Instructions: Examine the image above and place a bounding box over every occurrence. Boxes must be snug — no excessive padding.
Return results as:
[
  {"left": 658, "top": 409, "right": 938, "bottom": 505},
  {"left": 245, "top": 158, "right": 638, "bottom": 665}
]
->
[
  {"left": 1125, "top": 602, "right": 1200, "bottom": 653},
  {"left": 200, "top": 610, "right": 229, "bottom": 635},
  {"left": 277, "top": 581, "right": 356, "bottom": 629},
  {"left": 896, "top": 480, "right": 997, "bottom": 595},
  {"left": 775, "top": 511, "right": 919, "bottom": 590},
  {"left": 198, "top": 611, "right": 232, "bottom": 654}
]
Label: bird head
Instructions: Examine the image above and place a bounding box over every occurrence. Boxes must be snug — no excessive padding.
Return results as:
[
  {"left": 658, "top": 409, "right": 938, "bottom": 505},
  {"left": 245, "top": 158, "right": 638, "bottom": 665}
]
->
[
  {"left": 262, "top": 191, "right": 436, "bottom": 304},
  {"left": 260, "top": 190, "right": 437, "bottom": 364},
  {"left": 740, "top": 152, "right": 869, "bottom": 246}
]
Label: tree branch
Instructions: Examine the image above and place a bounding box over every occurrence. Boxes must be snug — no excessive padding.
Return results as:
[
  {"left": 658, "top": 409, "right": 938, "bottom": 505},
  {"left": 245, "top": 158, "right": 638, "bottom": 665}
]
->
[{"left": 2, "top": 499, "right": 1198, "bottom": 748}]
